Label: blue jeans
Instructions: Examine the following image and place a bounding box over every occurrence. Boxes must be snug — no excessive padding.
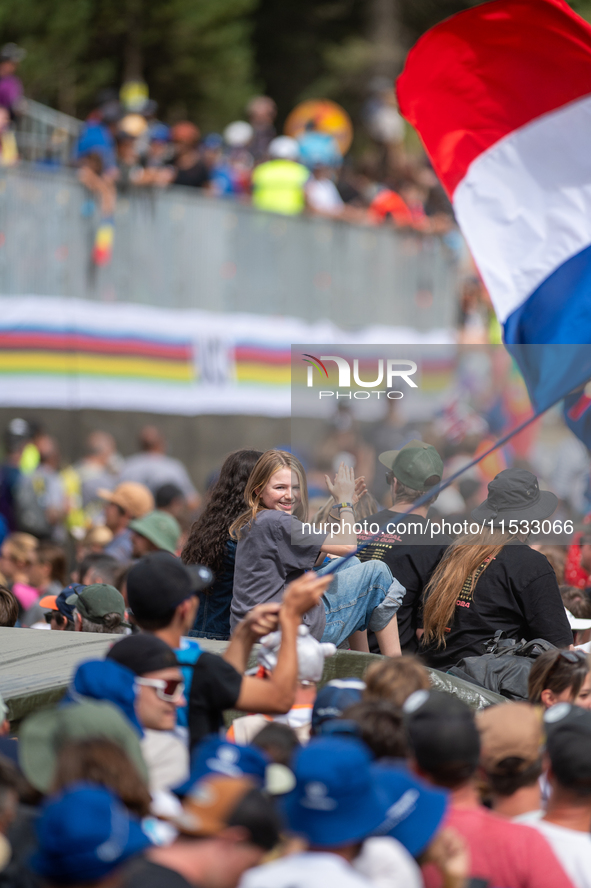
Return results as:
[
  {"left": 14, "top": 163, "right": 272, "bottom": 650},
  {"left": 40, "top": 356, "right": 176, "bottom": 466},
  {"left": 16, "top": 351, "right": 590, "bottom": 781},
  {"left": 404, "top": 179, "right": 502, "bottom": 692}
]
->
[{"left": 316, "top": 556, "right": 405, "bottom": 647}]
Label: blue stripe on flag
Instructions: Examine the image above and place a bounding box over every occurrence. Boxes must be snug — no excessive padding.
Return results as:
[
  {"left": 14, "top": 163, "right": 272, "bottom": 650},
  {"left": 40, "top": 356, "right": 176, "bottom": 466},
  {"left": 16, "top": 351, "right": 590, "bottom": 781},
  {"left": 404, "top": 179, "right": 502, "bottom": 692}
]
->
[{"left": 504, "top": 244, "right": 591, "bottom": 411}]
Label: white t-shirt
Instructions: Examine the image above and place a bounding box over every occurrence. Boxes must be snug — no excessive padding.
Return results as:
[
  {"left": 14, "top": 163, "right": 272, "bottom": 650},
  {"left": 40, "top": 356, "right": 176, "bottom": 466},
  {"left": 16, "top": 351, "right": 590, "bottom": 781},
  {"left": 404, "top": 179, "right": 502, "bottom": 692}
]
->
[
  {"left": 140, "top": 729, "right": 189, "bottom": 794},
  {"left": 239, "top": 852, "right": 372, "bottom": 888},
  {"left": 306, "top": 178, "right": 344, "bottom": 214},
  {"left": 354, "top": 837, "right": 423, "bottom": 888},
  {"left": 518, "top": 816, "right": 591, "bottom": 888}
]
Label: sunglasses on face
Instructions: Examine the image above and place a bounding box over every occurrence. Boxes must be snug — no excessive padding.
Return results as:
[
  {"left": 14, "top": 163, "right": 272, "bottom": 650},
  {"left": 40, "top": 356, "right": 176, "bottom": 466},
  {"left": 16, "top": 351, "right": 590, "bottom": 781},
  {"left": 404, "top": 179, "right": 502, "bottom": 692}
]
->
[
  {"left": 44, "top": 612, "right": 57, "bottom": 624},
  {"left": 135, "top": 677, "right": 185, "bottom": 703}
]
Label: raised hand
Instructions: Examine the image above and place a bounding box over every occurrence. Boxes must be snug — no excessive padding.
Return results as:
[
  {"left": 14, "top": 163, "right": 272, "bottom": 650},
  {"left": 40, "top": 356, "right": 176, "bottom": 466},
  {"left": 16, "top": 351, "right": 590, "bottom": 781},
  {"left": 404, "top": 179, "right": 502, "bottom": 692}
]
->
[
  {"left": 353, "top": 475, "right": 368, "bottom": 504},
  {"left": 241, "top": 603, "right": 281, "bottom": 639},
  {"left": 325, "top": 462, "right": 355, "bottom": 504}
]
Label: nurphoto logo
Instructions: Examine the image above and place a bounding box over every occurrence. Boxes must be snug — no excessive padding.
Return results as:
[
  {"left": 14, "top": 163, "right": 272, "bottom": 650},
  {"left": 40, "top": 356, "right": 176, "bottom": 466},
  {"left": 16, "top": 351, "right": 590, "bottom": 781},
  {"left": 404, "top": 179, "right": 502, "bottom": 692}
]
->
[{"left": 302, "top": 353, "right": 418, "bottom": 400}]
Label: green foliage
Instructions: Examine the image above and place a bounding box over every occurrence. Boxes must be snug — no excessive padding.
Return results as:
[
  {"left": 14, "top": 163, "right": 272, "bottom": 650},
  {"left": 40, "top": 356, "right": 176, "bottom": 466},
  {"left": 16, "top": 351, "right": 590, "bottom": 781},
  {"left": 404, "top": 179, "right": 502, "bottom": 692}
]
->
[
  {"left": 568, "top": 0, "right": 591, "bottom": 23},
  {"left": 0, "top": 0, "right": 258, "bottom": 128},
  {"left": 5, "top": 0, "right": 588, "bottom": 135}
]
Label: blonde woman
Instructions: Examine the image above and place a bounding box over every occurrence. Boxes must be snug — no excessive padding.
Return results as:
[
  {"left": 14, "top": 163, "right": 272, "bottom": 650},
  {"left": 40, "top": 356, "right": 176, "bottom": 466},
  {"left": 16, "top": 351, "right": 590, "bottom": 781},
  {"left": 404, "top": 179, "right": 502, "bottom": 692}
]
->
[{"left": 230, "top": 450, "right": 403, "bottom": 656}]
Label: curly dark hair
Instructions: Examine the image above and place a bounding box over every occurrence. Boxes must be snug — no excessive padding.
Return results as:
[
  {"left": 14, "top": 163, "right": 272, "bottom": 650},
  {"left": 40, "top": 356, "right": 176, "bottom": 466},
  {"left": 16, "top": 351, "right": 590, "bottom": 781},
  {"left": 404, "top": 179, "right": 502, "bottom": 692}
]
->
[{"left": 181, "top": 449, "right": 263, "bottom": 573}]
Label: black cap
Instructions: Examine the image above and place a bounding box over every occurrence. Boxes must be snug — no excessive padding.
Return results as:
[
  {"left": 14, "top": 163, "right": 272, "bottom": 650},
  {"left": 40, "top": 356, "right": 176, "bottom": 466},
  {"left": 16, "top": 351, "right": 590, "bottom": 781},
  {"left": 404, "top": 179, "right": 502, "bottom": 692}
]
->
[
  {"left": 544, "top": 703, "right": 591, "bottom": 792},
  {"left": 403, "top": 690, "right": 480, "bottom": 772},
  {"left": 106, "top": 633, "right": 179, "bottom": 675},
  {"left": 127, "top": 552, "right": 213, "bottom": 620},
  {"left": 472, "top": 467, "right": 557, "bottom": 525}
]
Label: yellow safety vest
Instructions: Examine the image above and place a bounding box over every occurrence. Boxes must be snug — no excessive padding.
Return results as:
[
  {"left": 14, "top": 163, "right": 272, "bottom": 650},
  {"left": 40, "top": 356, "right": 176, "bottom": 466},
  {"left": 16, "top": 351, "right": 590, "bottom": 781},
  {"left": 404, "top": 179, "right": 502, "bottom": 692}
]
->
[{"left": 252, "top": 160, "right": 309, "bottom": 215}]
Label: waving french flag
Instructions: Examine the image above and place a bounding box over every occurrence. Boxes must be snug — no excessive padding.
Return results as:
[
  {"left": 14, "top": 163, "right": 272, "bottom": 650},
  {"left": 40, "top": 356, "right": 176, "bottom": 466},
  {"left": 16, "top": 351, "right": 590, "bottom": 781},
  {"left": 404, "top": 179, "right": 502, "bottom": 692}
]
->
[{"left": 397, "top": 0, "right": 591, "bottom": 421}]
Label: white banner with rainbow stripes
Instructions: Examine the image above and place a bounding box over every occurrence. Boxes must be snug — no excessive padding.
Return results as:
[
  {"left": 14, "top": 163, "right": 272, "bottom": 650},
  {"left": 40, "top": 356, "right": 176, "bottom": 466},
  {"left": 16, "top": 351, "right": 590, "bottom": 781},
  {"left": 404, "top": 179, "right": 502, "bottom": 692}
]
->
[{"left": 0, "top": 297, "right": 452, "bottom": 416}]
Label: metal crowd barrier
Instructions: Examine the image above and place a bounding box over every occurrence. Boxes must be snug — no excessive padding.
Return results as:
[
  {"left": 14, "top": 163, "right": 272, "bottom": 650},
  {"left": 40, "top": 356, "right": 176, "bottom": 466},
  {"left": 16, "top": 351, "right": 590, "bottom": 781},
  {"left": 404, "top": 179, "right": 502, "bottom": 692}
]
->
[{"left": 0, "top": 164, "right": 459, "bottom": 328}]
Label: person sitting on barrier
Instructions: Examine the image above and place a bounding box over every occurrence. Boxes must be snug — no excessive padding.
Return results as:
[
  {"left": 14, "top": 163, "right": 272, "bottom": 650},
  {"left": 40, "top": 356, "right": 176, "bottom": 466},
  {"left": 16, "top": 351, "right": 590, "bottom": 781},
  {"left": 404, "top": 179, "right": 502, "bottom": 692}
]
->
[
  {"left": 528, "top": 650, "right": 591, "bottom": 711},
  {"left": 363, "top": 655, "right": 431, "bottom": 708},
  {"left": 420, "top": 468, "right": 573, "bottom": 671},
  {"left": 356, "top": 441, "right": 450, "bottom": 655},
  {"left": 182, "top": 449, "right": 263, "bottom": 640},
  {"left": 230, "top": 450, "right": 404, "bottom": 656}
]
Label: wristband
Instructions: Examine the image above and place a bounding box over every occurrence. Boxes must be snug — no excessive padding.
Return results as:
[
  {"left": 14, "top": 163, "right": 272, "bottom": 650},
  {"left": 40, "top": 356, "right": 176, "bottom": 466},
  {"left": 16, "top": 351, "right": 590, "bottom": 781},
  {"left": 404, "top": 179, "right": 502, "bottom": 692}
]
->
[{"left": 337, "top": 502, "right": 354, "bottom": 512}]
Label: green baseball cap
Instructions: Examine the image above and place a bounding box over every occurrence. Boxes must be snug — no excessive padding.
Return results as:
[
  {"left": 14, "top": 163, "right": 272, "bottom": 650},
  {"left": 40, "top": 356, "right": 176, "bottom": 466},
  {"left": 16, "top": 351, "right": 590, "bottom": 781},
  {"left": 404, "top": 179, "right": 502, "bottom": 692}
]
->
[
  {"left": 67, "top": 584, "right": 125, "bottom": 623},
  {"left": 19, "top": 699, "right": 148, "bottom": 792},
  {"left": 128, "top": 510, "right": 181, "bottom": 554},
  {"left": 379, "top": 440, "right": 443, "bottom": 492}
]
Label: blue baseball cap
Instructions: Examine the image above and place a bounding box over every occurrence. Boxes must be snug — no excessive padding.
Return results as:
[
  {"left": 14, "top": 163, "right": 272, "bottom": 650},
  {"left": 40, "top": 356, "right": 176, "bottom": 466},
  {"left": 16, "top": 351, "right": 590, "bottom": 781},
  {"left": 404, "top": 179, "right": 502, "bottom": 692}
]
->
[
  {"left": 31, "top": 782, "right": 150, "bottom": 884},
  {"left": 372, "top": 764, "right": 448, "bottom": 857},
  {"left": 282, "top": 737, "right": 388, "bottom": 848},
  {"left": 175, "top": 735, "right": 268, "bottom": 796},
  {"left": 40, "top": 583, "right": 84, "bottom": 621},
  {"left": 311, "top": 679, "right": 365, "bottom": 733},
  {"left": 202, "top": 133, "right": 223, "bottom": 150},
  {"left": 150, "top": 123, "right": 170, "bottom": 142},
  {"left": 68, "top": 660, "right": 143, "bottom": 737}
]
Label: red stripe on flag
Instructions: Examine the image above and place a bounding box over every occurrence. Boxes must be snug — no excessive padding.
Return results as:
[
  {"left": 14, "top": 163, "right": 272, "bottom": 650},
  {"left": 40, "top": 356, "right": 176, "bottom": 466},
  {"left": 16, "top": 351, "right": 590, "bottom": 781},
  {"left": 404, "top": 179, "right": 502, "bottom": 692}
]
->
[
  {"left": 397, "top": 0, "right": 591, "bottom": 197},
  {"left": 0, "top": 332, "right": 191, "bottom": 361},
  {"left": 568, "top": 393, "right": 591, "bottom": 422}
]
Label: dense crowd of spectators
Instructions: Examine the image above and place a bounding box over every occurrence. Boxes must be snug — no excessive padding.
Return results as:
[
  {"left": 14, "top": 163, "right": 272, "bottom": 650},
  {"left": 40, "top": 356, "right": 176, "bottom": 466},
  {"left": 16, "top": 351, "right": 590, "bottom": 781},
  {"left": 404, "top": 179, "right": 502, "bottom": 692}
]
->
[
  {"left": 71, "top": 90, "right": 458, "bottom": 235},
  {"left": 0, "top": 44, "right": 458, "bottom": 238},
  {"left": 1, "top": 410, "right": 591, "bottom": 885}
]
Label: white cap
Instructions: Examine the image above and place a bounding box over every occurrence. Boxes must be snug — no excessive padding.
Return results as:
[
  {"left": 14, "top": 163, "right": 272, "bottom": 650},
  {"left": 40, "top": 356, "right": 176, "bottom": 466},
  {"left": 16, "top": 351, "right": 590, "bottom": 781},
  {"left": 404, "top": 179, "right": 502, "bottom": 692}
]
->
[
  {"left": 268, "top": 136, "right": 300, "bottom": 161},
  {"left": 223, "top": 120, "right": 253, "bottom": 147},
  {"left": 565, "top": 607, "right": 591, "bottom": 631},
  {"left": 257, "top": 625, "right": 336, "bottom": 683}
]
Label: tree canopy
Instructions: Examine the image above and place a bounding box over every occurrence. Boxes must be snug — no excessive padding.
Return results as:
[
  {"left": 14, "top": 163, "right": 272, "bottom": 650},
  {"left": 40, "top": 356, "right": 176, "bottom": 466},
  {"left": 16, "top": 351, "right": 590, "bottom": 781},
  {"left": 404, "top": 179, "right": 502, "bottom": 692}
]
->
[{"left": 2, "top": 0, "right": 588, "bottom": 130}]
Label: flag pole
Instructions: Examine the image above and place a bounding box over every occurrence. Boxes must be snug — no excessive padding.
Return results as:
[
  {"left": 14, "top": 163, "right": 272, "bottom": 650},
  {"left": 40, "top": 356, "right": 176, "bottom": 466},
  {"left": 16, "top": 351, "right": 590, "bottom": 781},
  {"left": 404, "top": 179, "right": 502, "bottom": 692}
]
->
[{"left": 320, "top": 378, "right": 588, "bottom": 573}]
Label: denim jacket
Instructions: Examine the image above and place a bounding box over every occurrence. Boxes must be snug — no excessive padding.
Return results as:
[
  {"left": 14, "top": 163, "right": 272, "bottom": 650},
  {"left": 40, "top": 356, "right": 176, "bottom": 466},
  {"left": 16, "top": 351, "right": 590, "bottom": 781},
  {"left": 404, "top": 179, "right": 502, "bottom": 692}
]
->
[{"left": 190, "top": 539, "right": 236, "bottom": 640}]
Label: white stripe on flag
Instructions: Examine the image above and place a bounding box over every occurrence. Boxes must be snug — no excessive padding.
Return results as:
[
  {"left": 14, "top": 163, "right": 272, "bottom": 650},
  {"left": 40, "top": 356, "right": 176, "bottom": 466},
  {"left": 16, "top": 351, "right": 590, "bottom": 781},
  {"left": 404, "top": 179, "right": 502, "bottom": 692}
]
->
[{"left": 453, "top": 93, "right": 591, "bottom": 324}]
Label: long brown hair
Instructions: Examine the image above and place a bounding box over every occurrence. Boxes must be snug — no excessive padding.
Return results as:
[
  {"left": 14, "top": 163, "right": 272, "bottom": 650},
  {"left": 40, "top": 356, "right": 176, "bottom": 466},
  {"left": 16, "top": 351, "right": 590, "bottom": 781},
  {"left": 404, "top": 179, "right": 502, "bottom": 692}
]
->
[
  {"left": 229, "top": 450, "right": 308, "bottom": 540},
  {"left": 422, "top": 528, "right": 518, "bottom": 649},
  {"left": 181, "top": 449, "right": 263, "bottom": 572},
  {"left": 528, "top": 650, "right": 590, "bottom": 705}
]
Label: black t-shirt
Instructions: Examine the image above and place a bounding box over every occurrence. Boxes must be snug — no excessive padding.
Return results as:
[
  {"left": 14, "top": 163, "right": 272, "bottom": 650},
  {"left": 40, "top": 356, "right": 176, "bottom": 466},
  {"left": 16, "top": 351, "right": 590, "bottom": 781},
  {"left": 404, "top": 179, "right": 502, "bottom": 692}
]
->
[
  {"left": 121, "top": 857, "right": 195, "bottom": 888},
  {"left": 356, "top": 510, "right": 450, "bottom": 652},
  {"left": 188, "top": 651, "right": 243, "bottom": 750},
  {"left": 420, "top": 544, "right": 574, "bottom": 671},
  {"left": 174, "top": 160, "right": 210, "bottom": 188}
]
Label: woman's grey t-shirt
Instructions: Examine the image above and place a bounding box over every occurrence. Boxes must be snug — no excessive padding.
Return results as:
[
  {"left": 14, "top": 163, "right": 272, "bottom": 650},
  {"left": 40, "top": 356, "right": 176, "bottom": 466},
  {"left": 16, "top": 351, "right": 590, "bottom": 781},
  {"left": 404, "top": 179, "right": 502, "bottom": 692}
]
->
[{"left": 231, "top": 510, "right": 328, "bottom": 639}]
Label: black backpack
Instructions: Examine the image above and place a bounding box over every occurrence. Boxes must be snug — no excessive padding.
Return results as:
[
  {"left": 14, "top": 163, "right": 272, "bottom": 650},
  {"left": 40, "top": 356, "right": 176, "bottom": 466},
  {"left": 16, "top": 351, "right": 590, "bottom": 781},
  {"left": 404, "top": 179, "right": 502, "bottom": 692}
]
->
[{"left": 447, "top": 631, "right": 557, "bottom": 701}]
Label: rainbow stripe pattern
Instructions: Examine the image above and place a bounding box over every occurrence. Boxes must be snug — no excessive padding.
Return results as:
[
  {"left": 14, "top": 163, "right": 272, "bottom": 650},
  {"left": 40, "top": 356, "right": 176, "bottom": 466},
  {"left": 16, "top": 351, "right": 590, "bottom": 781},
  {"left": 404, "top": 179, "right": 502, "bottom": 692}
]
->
[{"left": 0, "top": 327, "right": 195, "bottom": 383}]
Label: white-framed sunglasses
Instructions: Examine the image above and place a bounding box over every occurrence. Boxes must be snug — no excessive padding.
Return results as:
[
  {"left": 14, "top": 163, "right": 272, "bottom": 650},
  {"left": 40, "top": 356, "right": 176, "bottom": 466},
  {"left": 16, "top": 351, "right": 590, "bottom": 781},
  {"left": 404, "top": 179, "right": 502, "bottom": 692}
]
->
[{"left": 135, "top": 677, "right": 185, "bottom": 702}]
